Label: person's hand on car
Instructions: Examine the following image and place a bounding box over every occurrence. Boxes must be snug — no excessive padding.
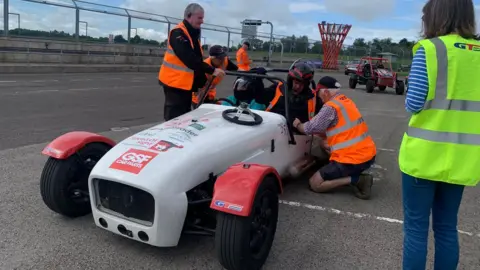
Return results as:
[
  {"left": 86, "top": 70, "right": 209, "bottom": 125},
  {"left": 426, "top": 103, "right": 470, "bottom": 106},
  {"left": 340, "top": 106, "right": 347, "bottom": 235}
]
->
[{"left": 213, "top": 68, "right": 225, "bottom": 77}]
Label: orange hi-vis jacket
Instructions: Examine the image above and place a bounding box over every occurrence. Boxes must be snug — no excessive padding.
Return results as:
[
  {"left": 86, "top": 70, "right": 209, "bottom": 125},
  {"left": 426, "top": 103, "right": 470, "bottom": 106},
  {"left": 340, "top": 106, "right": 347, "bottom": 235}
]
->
[
  {"left": 158, "top": 21, "right": 204, "bottom": 91},
  {"left": 236, "top": 47, "right": 251, "bottom": 71},
  {"left": 265, "top": 82, "right": 317, "bottom": 120},
  {"left": 192, "top": 57, "right": 229, "bottom": 104},
  {"left": 324, "top": 94, "right": 376, "bottom": 164}
]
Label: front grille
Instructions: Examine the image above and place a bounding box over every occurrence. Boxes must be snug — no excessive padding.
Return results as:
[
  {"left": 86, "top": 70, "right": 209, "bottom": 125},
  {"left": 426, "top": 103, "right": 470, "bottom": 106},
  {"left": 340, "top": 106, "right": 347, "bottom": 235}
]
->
[{"left": 94, "top": 178, "right": 155, "bottom": 226}]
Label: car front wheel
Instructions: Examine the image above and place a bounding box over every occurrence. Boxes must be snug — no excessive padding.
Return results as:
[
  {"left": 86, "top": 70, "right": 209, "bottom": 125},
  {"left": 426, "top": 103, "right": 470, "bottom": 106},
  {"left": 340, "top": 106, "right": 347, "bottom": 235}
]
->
[
  {"left": 40, "top": 142, "right": 111, "bottom": 218},
  {"left": 215, "top": 175, "right": 279, "bottom": 270}
]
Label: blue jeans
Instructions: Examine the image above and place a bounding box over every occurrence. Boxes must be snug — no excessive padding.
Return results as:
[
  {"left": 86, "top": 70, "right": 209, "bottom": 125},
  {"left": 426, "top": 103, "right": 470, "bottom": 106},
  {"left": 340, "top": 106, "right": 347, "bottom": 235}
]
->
[{"left": 402, "top": 172, "right": 465, "bottom": 270}]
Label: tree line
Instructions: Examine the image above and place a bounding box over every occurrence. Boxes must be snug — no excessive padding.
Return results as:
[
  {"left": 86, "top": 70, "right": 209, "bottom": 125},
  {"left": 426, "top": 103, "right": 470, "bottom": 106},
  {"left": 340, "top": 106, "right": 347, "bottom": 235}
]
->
[{"left": 2, "top": 28, "right": 417, "bottom": 55}]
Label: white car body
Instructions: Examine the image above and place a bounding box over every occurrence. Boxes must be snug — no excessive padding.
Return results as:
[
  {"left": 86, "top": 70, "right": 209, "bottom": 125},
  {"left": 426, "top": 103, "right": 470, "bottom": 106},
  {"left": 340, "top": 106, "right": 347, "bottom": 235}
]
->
[{"left": 87, "top": 104, "right": 320, "bottom": 247}]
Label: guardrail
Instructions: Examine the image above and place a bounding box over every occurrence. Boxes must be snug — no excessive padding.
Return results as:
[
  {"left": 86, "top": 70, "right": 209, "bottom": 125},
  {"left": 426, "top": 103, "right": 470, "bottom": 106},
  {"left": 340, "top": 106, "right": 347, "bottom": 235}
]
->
[{"left": 0, "top": 38, "right": 293, "bottom": 67}]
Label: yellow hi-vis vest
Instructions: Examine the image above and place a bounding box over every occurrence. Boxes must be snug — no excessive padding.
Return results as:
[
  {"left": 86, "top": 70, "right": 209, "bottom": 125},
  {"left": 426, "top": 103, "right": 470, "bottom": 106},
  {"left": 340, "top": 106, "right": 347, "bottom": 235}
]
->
[{"left": 398, "top": 34, "right": 480, "bottom": 186}]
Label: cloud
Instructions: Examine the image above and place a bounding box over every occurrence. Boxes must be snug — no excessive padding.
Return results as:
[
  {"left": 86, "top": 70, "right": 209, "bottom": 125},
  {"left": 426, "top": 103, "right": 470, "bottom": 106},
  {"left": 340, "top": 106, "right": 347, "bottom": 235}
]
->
[
  {"left": 323, "top": 0, "right": 395, "bottom": 22},
  {"left": 288, "top": 2, "right": 326, "bottom": 13}
]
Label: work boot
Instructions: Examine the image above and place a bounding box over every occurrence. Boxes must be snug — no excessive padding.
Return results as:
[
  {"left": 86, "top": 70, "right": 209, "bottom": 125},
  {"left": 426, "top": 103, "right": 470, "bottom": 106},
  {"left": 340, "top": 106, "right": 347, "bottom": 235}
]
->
[{"left": 351, "top": 173, "right": 373, "bottom": 200}]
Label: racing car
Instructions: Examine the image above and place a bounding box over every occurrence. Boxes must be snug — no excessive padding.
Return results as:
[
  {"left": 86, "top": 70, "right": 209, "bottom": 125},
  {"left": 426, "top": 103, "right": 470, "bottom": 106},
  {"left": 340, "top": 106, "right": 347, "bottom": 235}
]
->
[
  {"left": 348, "top": 56, "right": 405, "bottom": 95},
  {"left": 39, "top": 69, "right": 328, "bottom": 270}
]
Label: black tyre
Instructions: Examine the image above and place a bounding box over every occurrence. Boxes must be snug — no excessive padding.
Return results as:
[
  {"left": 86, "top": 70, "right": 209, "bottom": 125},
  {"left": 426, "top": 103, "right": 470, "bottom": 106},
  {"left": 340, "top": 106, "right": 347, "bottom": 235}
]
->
[
  {"left": 378, "top": 85, "right": 386, "bottom": 91},
  {"left": 396, "top": 81, "right": 405, "bottom": 95},
  {"left": 40, "top": 142, "right": 112, "bottom": 218},
  {"left": 215, "top": 175, "right": 279, "bottom": 270},
  {"left": 366, "top": 80, "right": 375, "bottom": 93},
  {"left": 349, "top": 77, "right": 357, "bottom": 89}
]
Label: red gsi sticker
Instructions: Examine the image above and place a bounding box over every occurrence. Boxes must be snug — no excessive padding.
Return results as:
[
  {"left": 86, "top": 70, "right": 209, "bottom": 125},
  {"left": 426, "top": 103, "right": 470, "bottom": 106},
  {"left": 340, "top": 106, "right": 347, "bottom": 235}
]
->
[{"left": 109, "top": 148, "right": 158, "bottom": 174}]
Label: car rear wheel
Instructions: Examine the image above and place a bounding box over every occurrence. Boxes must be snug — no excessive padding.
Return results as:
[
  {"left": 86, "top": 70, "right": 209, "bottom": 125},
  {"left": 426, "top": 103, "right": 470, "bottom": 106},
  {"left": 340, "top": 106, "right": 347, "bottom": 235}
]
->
[
  {"left": 215, "top": 175, "right": 279, "bottom": 270},
  {"left": 40, "top": 142, "right": 111, "bottom": 218}
]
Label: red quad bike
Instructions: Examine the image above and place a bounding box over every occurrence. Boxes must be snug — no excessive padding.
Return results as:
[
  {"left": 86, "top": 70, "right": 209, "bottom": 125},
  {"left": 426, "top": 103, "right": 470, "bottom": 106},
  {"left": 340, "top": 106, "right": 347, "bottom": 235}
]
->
[{"left": 348, "top": 57, "right": 405, "bottom": 95}]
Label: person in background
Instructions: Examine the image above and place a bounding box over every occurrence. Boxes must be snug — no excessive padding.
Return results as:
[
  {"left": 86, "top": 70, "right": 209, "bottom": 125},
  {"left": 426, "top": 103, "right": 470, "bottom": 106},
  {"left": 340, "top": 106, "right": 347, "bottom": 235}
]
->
[
  {"left": 236, "top": 41, "right": 252, "bottom": 71},
  {"left": 158, "top": 3, "right": 225, "bottom": 121},
  {"left": 192, "top": 45, "right": 238, "bottom": 107},
  {"left": 293, "top": 76, "right": 376, "bottom": 200},
  {"left": 399, "top": 0, "right": 479, "bottom": 269}
]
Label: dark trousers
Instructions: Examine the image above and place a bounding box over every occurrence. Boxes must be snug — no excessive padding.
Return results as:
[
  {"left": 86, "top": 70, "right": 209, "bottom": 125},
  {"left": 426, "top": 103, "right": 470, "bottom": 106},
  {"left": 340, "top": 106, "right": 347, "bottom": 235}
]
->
[{"left": 163, "top": 85, "right": 193, "bottom": 121}]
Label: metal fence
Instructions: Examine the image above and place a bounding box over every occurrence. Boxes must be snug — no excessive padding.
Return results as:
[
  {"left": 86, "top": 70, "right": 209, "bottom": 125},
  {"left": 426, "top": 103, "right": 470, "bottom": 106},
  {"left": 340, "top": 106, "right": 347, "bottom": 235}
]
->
[
  {"left": 1, "top": 0, "right": 413, "bottom": 67},
  {"left": 2, "top": 0, "right": 322, "bottom": 48}
]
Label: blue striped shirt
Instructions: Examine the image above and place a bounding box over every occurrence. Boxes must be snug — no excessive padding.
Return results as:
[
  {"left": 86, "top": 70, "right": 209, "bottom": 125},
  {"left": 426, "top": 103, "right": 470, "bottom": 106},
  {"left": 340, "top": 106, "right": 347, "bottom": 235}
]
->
[{"left": 405, "top": 46, "right": 429, "bottom": 113}]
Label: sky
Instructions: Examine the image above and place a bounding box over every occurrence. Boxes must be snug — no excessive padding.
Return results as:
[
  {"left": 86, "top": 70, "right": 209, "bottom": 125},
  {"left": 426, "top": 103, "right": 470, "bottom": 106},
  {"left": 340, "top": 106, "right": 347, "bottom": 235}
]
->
[{"left": 1, "top": 0, "right": 480, "bottom": 46}]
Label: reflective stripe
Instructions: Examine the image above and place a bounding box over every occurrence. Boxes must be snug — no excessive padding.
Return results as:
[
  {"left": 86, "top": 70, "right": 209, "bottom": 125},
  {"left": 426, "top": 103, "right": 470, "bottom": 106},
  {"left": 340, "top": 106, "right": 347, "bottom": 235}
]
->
[
  {"left": 326, "top": 99, "right": 365, "bottom": 137},
  {"left": 423, "top": 38, "right": 480, "bottom": 111},
  {"left": 407, "top": 127, "right": 480, "bottom": 145},
  {"left": 166, "top": 48, "right": 175, "bottom": 55},
  {"left": 408, "top": 37, "right": 480, "bottom": 145},
  {"left": 162, "top": 61, "right": 194, "bottom": 73},
  {"left": 330, "top": 133, "right": 368, "bottom": 151}
]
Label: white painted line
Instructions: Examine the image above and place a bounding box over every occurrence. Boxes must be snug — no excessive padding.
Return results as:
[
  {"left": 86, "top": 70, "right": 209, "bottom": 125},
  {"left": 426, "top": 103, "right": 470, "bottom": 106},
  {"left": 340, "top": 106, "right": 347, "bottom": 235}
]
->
[
  {"left": 371, "top": 164, "right": 387, "bottom": 170},
  {"left": 111, "top": 127, "right": 130, "bottom": 132},
  {"left": 69, "top": 88, "right": 100, "bottom": 91},
  {"left": 32, "top": 80, "right": 59, "bottom": 82},
  {"left": 279, "top": 200, "right": 480, "bottom": 238},
  {"left": 378, "top": 148, "right": 396, "bottom": 152}
]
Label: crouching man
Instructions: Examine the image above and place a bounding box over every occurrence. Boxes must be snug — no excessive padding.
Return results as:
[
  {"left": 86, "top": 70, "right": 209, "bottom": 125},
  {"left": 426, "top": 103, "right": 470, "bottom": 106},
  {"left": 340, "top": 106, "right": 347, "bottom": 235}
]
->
[{"left": 293, "top": 76, "right": 377, "bottom": 200}]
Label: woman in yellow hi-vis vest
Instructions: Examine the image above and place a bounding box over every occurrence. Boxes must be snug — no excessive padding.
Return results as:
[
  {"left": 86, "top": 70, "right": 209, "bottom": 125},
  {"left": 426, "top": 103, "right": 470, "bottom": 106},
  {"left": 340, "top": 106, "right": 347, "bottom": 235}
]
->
[{"left": 398, "top": 0, "right": 479, "bottom": 269}]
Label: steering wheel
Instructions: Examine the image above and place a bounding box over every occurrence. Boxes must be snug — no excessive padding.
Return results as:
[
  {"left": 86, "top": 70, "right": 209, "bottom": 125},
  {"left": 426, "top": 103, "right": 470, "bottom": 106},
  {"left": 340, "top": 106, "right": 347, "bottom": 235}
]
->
[
  {"left": 216, "top": 98, "right": 236, "bottom": 106},
  {"left": 222, "top": 102, "right": 263, "bottom": 126}
]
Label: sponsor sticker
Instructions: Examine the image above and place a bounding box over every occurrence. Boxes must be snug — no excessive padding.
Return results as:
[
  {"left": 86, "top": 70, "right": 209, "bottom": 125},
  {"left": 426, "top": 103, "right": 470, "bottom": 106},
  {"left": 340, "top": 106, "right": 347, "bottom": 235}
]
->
[
  {"left": 189, "top": 123, "right": 205, "bottom": 131},
  {"left": 149, "top": 140, "right": 183, "bottom": 152},
  {"left": 129, "top": 136, "right": 160, "bottom": 148},
  {"left": 213, "top": 200, "right": 243, "bottom": 212},
  {"left": 109, "top": 148, "right": 158, "bottom": 174}
]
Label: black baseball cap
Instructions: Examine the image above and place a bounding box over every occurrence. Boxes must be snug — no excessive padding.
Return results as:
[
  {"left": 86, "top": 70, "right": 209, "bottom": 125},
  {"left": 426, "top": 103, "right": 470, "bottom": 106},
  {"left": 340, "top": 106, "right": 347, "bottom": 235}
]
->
[
  {"left": 209, "top": 45, "right": 227, "bottom": 58},
  {"left": 317, "top": 76, "right": 341, "bottom": 89}
]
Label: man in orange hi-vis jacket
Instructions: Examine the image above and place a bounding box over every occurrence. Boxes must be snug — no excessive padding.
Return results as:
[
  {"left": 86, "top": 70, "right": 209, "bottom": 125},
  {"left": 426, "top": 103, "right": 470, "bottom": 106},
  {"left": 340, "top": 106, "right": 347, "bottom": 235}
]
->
[
  {"left": 192, "top": 45, "right": 238, "bottom": 106},
  {"left": 293, "top": 76, "right": 377, "bottom": 200},
  {"left": 236, "top": 41, "right": 252, "bottom": 71}
]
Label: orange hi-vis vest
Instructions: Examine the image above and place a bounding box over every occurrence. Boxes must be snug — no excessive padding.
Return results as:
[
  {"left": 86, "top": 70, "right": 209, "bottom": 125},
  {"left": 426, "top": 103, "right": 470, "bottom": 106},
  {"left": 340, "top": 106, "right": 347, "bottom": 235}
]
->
[
  {"left": 325, "top": 94, "right": 376, "bottom": 164},
  {"left": 265, "top": 82, "right": 317, "bottom": 120},
  {"left": 192, "top": 57, "right": 229, "bottom": 104},
  {"left": 236, "top": 47, "right": 251, "bottom": 71},
  {"left": 158, "top": 22, "right": 204, "bottom": 91}
]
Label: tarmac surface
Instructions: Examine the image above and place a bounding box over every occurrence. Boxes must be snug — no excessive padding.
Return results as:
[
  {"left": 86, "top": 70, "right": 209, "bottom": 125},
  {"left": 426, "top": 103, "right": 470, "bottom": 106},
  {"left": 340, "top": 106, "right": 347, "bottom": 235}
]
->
[{"left": 0, "top": 72, "right": 479, "bottom": 270}]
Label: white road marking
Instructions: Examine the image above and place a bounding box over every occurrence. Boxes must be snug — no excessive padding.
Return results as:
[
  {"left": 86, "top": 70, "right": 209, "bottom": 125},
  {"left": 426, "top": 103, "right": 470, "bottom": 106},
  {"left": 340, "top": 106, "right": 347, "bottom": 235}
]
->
[
  {"left": 371, "top": 164, "right": 387, "bottom": 170},
  {"left": 111, "top": 127, "right": 130, "bottom": 131},
  {"left": 279, "top": 200, "right": 480, "bottom": 238},
  {"left": 378, "top": 148, "right": 396, "bottom": 152},
  {"left": 69, "top": 87, "right": 100, "bottom": 91},
  {"left": 32, "top": 80, "right": 59, "bottom": 82}
]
